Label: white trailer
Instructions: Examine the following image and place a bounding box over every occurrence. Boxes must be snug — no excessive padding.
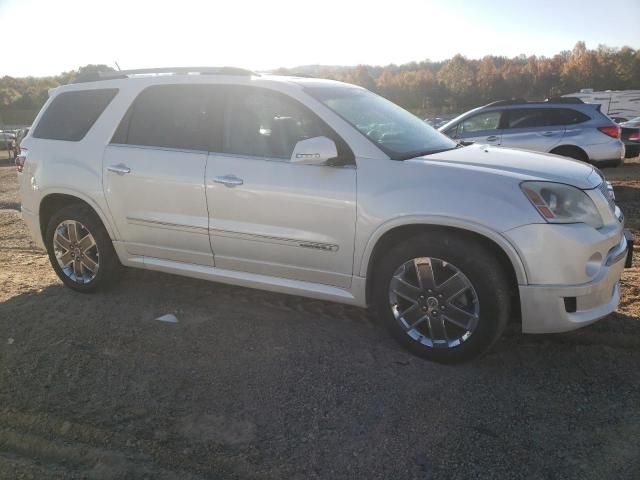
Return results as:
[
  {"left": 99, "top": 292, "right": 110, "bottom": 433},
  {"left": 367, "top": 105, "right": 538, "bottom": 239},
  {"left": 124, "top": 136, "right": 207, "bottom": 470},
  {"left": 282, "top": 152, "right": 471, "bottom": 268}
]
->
[{"left": 563, "top": 89, "right": 640, "bottom": 122}]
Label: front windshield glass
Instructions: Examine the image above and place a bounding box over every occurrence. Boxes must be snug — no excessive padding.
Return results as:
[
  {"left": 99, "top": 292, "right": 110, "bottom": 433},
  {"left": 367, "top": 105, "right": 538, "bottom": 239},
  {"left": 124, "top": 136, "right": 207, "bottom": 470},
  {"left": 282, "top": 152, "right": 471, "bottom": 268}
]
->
[{"left": 306, "top": 86, "right": 457, "bottom": 160}]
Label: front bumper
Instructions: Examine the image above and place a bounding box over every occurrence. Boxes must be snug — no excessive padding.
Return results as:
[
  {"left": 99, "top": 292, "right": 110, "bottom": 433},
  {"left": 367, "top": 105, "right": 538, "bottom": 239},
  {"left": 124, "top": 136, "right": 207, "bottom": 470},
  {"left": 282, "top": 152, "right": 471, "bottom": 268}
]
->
[{"left": 519, "top": 231, "right": 631, "bottom": 333}]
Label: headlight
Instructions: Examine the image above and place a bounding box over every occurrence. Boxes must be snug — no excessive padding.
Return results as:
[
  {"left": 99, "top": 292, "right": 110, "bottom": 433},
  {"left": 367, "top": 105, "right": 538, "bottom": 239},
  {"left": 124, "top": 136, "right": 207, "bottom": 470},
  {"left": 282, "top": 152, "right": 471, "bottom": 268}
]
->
[{"left": 520, "top": 181, "right": 603, "bottom": 228}]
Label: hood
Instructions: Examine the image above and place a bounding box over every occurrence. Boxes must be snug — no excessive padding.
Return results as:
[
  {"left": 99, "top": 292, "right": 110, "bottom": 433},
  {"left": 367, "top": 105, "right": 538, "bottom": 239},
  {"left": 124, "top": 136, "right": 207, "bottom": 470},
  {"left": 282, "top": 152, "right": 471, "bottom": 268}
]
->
[{"left": 412, "top": 144, "right": 600, "bottom": 189}]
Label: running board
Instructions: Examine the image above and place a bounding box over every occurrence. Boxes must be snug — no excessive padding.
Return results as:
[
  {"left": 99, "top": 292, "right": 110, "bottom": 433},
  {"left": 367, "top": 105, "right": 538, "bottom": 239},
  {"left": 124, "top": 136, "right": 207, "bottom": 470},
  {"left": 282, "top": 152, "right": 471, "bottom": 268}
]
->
[{"left": 128, "top": 256, "right": 361, "bottom": 306}]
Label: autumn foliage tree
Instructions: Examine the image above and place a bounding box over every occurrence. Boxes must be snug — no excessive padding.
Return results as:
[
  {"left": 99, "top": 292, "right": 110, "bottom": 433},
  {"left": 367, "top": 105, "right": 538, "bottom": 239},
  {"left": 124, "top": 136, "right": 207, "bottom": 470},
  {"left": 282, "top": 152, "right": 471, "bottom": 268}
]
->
[
  {"left": 282, "top": 42, "right": 640, "bottom": 115},
  {"left": 1, "top": 43, "right": 639, "bottom": 124}
]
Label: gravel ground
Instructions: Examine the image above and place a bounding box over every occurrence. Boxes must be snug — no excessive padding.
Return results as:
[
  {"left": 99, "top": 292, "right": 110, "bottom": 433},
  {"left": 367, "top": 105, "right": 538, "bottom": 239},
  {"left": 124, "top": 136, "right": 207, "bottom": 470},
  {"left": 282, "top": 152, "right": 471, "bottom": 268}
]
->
[{"left": 0, "top": 153, "right": 639, "bottom": 479}]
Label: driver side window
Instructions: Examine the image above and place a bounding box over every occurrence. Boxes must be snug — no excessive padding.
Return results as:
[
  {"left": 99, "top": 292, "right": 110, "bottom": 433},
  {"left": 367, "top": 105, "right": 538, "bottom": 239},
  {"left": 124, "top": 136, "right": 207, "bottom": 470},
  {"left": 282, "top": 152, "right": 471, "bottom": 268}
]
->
[
  {"left": 223, "top": 87, "right": 340, "bottom": 160},
  {"left": 460, "top": 111, "right": 502, "bottom": 134}
]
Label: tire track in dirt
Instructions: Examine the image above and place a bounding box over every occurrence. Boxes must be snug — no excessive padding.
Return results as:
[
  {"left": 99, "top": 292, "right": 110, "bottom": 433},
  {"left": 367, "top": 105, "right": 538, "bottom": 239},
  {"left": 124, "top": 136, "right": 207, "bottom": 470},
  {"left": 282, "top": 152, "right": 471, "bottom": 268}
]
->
[{"left": 0, "top": 409, "right": 230, "bottom": 479}]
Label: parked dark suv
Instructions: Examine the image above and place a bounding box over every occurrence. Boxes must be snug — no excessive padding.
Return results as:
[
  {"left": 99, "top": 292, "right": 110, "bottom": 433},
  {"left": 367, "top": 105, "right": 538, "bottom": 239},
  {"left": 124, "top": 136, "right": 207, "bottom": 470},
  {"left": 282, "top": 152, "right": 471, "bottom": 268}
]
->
[{"left": 439, "top": 98, "right": 625, "bottom": 167}]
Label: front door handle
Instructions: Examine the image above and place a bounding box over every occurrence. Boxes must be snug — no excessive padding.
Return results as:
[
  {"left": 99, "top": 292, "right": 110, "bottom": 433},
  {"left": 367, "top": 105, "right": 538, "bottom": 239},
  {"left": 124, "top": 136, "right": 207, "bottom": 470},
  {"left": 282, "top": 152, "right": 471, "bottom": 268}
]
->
[
  {"left": 107, "top": 164, "right": 131, "bottom": 175},
  {"left": 486, "top": 135, "right": 499, "bottom": 142},
  {"left": 212, "top": 175, "right": 243, "bottom": 187}
]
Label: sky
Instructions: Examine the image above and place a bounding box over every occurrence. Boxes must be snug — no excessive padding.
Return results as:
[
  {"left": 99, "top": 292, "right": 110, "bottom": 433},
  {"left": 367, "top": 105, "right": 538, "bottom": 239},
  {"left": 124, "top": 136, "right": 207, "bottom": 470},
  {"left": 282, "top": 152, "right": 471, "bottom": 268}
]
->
[{"left": 1, "top": 0, "right": 639, "bottom": 77}]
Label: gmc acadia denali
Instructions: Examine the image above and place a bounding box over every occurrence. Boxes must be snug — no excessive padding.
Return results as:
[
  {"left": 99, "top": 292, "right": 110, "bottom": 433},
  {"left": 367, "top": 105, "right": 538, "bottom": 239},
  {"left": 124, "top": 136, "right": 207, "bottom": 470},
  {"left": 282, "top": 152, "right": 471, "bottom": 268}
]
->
[{"left": 16, "top": 67, "right": 634, "bottom": 363}]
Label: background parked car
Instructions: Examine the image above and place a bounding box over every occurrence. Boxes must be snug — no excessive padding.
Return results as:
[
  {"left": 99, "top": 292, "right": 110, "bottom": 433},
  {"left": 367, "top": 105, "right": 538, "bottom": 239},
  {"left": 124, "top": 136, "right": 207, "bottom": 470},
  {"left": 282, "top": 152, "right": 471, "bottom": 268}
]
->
[
  {"left": 610, "top": 116, "right": 629, "bottom": 123},
  {"left": 424, "top": 117, "right": 450, "bottom": 129},
  {"left": 620, "top": 124, "right": 640, "bottom": 158},
  {"left": 620, "top": 116, "right": 640, "bottom": 128},
  {"left": 438, "top": 98, "right": 625, "bottom": 167},
  {"left": 0, "top": 130, "right": 16, "bottom": 156},
  {"left": 14, "top": 127, "right": 30, "bottom": 157}
]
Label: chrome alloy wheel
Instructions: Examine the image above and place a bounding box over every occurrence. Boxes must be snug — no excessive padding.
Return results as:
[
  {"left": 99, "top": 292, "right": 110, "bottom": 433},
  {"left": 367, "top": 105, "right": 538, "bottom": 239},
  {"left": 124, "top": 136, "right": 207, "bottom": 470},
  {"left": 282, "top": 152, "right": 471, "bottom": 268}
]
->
[
  {"left": 389, "top": 257, "right": 480, "bottom": 348},
  {"left": 53, "top": 220, "right": 100, "bottom": 284}
]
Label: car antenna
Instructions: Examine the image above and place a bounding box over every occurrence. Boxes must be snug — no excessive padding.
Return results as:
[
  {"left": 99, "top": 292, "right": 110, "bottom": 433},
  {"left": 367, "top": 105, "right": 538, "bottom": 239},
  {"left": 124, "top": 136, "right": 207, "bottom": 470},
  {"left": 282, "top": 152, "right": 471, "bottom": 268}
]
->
[{"left": 114, "top": 61, "right": 121, "bottom": 71}]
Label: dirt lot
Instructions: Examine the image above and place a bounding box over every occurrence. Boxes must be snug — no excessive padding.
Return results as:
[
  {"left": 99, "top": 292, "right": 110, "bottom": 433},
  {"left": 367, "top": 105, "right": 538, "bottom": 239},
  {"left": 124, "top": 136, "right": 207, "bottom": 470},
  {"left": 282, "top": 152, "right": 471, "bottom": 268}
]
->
[{"left": 0, "top": 153, "right": 638, "bottom": 479}]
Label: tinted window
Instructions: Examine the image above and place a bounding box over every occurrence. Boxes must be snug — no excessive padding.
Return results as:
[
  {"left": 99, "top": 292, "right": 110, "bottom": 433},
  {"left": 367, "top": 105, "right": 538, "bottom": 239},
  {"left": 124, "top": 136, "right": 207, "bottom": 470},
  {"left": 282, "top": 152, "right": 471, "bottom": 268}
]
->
[
  {"left": 460, "top": 111, "right": 501, "bottom": 134},
  {"left": 224, "top": 87, "right": 348, "bottom": 160},
  {"left": 118, "top": 85, "right": 212, "bottom": 151},
  {"left": 506, "top": 108, "right": 589, "bottom": 129},
  {"left": 33, "top": 89, "right": 118, "bottom": 141},
  {"left": 506, "top": 109, "right": 550, "bottom": 128},
  {"left": 550, "top": 108, "right": 589, "bottom": 125}
]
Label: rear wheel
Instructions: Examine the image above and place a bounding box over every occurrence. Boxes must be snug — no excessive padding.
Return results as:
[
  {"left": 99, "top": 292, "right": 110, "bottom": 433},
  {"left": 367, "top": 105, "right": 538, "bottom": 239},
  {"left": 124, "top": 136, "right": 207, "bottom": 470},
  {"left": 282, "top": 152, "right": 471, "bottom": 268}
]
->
[
  {"left": 45, "top": 204, "right": 123, "bottom": 293},
  {"left": 550, "top": 145, "right": 588, "bottom": 162},
  {"left": 372, "top": 233, "right": 511, "bottom": 364}
]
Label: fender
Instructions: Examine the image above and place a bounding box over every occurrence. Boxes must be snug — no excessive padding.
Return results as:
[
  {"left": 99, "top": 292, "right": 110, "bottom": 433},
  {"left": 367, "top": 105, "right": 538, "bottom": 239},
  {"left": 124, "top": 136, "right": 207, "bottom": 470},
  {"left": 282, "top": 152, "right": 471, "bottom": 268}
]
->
[
  {"left": 357, "top": 215, "right": 529, "bottom": 285},
  {"left": 38, "top": 186, "right": 122, "bottom": 241}
]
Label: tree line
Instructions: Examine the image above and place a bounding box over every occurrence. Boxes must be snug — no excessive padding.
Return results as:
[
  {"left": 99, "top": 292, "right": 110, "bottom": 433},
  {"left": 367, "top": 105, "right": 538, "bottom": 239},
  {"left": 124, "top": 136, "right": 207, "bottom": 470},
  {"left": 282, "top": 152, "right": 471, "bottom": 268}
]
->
[
  {"left": 1, "top": 42, "right": 639, "bottom": 125},
  {"left": 275, "top": 42, "right": 640, "bottom": 115}
]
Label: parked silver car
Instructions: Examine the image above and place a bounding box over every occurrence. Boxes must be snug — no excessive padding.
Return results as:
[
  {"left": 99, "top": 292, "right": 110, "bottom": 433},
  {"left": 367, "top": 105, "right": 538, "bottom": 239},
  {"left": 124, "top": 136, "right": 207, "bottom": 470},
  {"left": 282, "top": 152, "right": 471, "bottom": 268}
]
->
[
  {"left": 439, "top": 99, "right": 625, "bottom": 167},
  {"left": 17, "top": 69, "right": 634, "bottom": 363}
]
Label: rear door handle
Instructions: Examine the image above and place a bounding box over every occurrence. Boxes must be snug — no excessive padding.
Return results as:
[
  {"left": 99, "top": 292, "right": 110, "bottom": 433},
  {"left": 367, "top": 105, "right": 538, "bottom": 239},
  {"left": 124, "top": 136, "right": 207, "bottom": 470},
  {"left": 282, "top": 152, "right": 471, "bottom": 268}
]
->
[
  {"left": 212, "top": 174, "right": 243, "bottom": 187},
  {"left": 541, "top": 131, "right": 555, "bottom": 137},
  {"left": 486, "top": 135, "right": 499, "bottom": 142},
  {"left": 107, "top": 164, "right": 131, "bottom": 175}
]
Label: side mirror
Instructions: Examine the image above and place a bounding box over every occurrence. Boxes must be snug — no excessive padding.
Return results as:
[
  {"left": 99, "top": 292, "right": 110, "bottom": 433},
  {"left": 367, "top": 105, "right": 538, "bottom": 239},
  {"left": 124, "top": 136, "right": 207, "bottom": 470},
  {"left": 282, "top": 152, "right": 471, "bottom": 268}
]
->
[{"left": 290, "top": 136, "right": 338, "bottom": 166}]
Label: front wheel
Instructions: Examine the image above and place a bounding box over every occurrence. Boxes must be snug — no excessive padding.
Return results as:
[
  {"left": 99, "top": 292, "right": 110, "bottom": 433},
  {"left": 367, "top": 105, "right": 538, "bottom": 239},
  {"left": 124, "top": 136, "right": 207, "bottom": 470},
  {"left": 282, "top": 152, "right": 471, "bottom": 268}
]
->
[
  {"left": 45, "top": 204, "right": 123, "bottom": 293},
  {"left": 372, "top": 233, "right": 511, "bottom": 364}
]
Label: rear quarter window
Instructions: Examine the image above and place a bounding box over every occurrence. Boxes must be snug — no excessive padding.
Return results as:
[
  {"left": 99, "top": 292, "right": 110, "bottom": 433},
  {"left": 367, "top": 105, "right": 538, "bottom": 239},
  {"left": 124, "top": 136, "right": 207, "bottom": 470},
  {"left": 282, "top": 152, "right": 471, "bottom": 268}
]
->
[
  {"left": 33, "top": 89, "right": 118, "bottom": 141},
  {"left": 550, "top": 108, "right": 590, "bottom": 125}
]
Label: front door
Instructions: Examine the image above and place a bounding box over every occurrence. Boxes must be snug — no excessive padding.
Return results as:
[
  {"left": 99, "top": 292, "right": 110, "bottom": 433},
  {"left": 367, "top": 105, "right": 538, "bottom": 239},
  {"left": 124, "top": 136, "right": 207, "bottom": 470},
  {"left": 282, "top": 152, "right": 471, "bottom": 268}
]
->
[
  {"left": 205, "top": 86, "right": 357, "bottom": 288},
  {"left": 103, "top": 84, "right": 214, "bottom": 266},
  {"left": 456, "top": 110, "right": 504, "bottom": 146}
]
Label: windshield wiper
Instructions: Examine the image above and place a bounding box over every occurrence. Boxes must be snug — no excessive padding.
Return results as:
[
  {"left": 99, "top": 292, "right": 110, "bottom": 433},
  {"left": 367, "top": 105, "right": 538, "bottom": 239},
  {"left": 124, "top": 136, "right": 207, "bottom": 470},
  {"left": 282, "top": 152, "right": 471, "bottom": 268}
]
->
[{"left": 396, "top": 143, "right": 464, "bottom": 161}]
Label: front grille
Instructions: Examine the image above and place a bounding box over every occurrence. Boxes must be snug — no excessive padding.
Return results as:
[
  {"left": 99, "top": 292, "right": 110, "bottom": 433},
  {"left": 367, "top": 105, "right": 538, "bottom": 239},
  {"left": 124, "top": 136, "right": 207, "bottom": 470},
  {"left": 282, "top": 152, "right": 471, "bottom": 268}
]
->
[{"left": 597, "top": 181, "right": 616, "bottom": 212}]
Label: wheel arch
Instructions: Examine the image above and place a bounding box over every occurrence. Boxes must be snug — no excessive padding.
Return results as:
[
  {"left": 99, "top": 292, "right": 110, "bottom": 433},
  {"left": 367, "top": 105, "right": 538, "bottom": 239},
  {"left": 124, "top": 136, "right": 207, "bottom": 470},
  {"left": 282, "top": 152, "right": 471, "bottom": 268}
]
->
[
  {"left": 360, "top": 218, "right": 527, "bottom": 307},
  {"left": 38, "top": 189, "right": 118, "bottom": 245},
  {"left": 549, "top": 144, "right": 589, "bottom": 161}
]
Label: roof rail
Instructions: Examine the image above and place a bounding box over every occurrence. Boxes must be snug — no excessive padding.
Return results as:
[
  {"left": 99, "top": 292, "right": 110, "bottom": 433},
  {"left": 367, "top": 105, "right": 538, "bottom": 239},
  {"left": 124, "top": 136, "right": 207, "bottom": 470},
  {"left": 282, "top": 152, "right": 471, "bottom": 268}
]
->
[
  {"left": 484, "top": 96, "right": 585, "bottom": 108},
  {"left": 545, "top": 96, "right": 584, "bottom": 104},
  {"left": 485, "top": 99, "right": 527, "bottom": 107},
  {"left": 98, "top": 66, "right": 258, "bottom": 79}
]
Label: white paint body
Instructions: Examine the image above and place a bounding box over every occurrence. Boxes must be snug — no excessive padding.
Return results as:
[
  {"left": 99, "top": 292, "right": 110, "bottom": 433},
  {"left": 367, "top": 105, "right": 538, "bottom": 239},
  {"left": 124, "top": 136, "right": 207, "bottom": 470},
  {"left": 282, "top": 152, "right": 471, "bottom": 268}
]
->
[{"left": 18, "top": 74, "right": 629, "bottom": 334}]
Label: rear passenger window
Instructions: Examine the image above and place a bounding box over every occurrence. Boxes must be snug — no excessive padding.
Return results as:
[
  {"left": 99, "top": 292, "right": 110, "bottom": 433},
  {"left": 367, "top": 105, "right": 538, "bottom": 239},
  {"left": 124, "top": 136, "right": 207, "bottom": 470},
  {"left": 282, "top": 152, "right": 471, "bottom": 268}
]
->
[
  {"left": 33, "top": 89, "right": 118, "bottom": 141},
  {"left": 223, "top": 87, "right": 346, "bottom": 160},
  {"left": 550, "top": 108, "right": 589, "bottom": 125},
  {"left": 115, "top": 85, "right": 212, "bottom": 151},
  {"left": 506, "top": 109, "right": 552, "bottom": 128},
  {"left": 506, "top": 108, "right": 589, "bottom": 128}
]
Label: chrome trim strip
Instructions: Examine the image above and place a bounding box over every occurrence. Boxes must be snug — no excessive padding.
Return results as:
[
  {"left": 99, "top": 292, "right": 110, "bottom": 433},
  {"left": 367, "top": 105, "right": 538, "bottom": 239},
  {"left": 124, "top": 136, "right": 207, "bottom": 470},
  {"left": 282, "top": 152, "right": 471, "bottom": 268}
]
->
[
  {"left": 108, "top": 143, "right": 208, "bottom": 155},
  {"left": 210, "top": 228, "right": 339, "bottom": 252},
  {"left": 126, "top": 217, "right": 209, "bottom": 234}
]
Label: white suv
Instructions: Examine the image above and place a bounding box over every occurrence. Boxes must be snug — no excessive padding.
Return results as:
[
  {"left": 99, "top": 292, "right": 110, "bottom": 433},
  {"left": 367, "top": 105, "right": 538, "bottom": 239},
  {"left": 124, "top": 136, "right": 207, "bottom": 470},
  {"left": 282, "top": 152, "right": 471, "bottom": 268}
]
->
[{"left": 16, "top": 67, "right": 633, "bottom": 363}]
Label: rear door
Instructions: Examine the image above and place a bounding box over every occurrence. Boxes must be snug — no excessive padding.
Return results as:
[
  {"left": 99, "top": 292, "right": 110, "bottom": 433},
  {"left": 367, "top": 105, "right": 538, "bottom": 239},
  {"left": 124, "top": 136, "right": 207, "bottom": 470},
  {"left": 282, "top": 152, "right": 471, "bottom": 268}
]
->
[
  {"left": 103, "top": 84, "right": 214, "bottom": 266},
  {"left": 204, "top": 85, "right": 357, "bottom": 288},
  {"left": 500, "top": 108, "right": 565, "bottom": 152},
  {"left": 455, "top": 110, "right": 503, "bottom": 146}
]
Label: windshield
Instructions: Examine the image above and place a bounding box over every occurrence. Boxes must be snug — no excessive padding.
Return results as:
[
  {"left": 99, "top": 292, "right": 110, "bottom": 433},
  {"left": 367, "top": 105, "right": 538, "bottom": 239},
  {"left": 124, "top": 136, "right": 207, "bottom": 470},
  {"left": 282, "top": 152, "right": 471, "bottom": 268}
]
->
[{"left": 306, "top": 87, "right": 457, "bottom": 160}]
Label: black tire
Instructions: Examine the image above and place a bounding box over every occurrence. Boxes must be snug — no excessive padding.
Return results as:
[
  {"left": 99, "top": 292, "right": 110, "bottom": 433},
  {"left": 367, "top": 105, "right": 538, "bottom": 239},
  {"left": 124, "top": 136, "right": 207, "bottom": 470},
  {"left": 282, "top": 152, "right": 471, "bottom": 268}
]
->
[
  {"left": 45, "top": 204, "right": 123, "bottom": 293},
  {"left": 550, "top": 146, "right": 588, "bottom": 162},
  {"left": 372, "top": 232, "right": 511, "bottom": 364}
]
